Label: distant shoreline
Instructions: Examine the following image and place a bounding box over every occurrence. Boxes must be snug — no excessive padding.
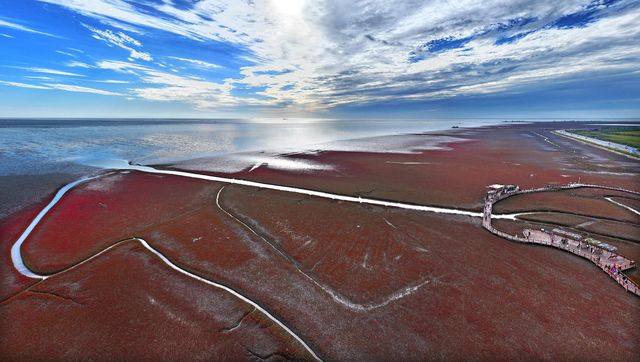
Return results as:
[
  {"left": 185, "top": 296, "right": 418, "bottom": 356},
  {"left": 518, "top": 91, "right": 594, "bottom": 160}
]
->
[{"left": 1, "top": 120, "right": 638, "bottom": 222}]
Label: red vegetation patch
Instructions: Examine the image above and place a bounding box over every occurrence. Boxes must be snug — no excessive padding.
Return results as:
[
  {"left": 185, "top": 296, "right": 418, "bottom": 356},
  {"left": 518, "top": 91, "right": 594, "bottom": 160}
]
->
[
  {"left": 4, "top": 123, "right": 639, "bottom": 359},
  {"left": 519, "top": 212, "right": 639, "bottom": 243},
  {"left": 219, "top": 185, "right": 444, "bottom": 303},
  {"left": 519, "top": 212, "right": 592, "bottom": 226},
  {"left": 181, "top": 125, "right": 639, "bottom": 211},
  {"left": 0, "top": 240, "right": 313, "bottom": 360},
  {"left": 200, "top": 139, "right": 566, "bottom": 210},
  {"left": 580, "top": 220, "right": 639, "bottom": 242},
  {"left": 21, "top": 171, "right": 221, "bottom": 274},
  {"left": 141, "top": 204, "right": 269, "bottom": 274},
  {"left": 610, "top": 196, "right": 640, "bottom": 211},
  {"left": 494, "top": 190, "right": 640, "bottom": 224},
  {"left": 135, "top": 185, "right": 640, "bottom": 359}
]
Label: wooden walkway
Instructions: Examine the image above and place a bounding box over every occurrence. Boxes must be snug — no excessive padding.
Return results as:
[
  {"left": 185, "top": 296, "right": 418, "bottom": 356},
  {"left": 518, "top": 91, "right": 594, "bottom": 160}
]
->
[{"left": 483, "top": 184, "right": 640, "bottom": 297}]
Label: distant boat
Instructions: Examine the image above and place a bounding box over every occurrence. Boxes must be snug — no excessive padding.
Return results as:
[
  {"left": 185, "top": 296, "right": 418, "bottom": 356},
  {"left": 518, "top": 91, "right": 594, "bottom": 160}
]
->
[{"left": 451, "top": 125, "right": 459, "bottom": 128}]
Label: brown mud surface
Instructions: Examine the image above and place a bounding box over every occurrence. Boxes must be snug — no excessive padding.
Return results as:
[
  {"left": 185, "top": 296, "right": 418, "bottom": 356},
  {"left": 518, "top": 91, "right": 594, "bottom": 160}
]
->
[
  {"left": 579, "top": 220, "right": 639, "bottom": 243},
  {"left": 518, "top": 212, "right": 592, "bottom": 227},
  {"left": 0, "top": 173, "right": 80, "bottom": 220}
]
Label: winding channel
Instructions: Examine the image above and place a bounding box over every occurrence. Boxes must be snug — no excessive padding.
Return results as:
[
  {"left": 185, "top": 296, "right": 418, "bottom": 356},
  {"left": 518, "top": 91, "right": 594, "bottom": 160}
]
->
[
  {"left": 10, "top": 162, "right": 487, "bottom": 362},
  {"left": 12, "top": 161, "right": 483, "bottom": 279},
  {"left": 215, "top": 186, "right": 431, "bottom": 312},
  {"left": 14, "top": 162, "right": 637, "bottom": 357},
  {"left": 11, "top": 235, "right": 322, "bottom": 361},
  {"left": 605, "top": 197, "right": 640, "bottom": 216}
]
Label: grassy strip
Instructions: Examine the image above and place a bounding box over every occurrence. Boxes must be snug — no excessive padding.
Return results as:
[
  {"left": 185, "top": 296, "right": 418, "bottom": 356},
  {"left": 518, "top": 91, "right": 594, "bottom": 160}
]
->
[
  {"left": 553, "top": 130, "right": 640, "bottom": 159},
  {"left": 572, "top": 127, "right": 640, "bottom": 149}
]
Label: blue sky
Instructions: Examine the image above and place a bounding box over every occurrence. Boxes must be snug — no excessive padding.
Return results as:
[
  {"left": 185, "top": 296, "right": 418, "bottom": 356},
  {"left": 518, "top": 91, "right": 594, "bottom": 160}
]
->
[{"left": 0, "top": 0, "right": 638, "bottom": 119}]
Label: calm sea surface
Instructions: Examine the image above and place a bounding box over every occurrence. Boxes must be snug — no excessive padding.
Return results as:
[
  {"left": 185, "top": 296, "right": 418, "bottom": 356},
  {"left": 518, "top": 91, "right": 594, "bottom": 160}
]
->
[
  {"left": 0, "top": 118, "right": 500, "bottom": 175},
  {"left": 0, "top": 118, "right": 623, "bottom": 176}
]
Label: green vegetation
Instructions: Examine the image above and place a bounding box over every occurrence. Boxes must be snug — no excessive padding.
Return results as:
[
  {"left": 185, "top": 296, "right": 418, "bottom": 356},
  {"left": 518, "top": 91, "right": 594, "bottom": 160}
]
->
[{"left": 572, "top": 127, "right": 640, "bottom": 149}]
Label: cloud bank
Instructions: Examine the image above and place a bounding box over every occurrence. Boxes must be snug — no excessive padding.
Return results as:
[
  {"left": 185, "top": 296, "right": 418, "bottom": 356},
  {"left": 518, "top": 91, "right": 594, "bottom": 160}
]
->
[{"left": 1, "top": 0, "right": 638, "bottom": 115}]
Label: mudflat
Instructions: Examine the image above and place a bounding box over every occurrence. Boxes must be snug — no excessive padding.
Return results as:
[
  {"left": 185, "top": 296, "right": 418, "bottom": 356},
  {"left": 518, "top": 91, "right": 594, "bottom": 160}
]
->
[{"left": 1, "top": 121, "right": 638, "bottom": 360}]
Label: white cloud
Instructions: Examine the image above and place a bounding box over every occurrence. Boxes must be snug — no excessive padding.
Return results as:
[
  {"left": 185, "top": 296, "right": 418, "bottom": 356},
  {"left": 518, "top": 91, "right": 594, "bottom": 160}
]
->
[
  {"left": 15, "top": 67, "right": 84, "bottom": 76},
  {"left": 96, "top": 60, "right": 149, "bottom": 72},
  {"left": 96, "top": 60, "right": 237, "bottom": 107},
  {"left": 0, "top": 80, "right": 50, "bottom": 89},
  {"left": 66, "top": 61, "right": 94, "bottom": 68},
  {"left": 96, "top": 79, "right": 130, "bottom": 84},
  {"left": 44, "top": 83, "right": 122, "bottom": 96},
  {"left": 0, "top": 19, "right": 60, "bottom": 37},
  {"left": 129, "top": 49, "right": 152, "bottom": 61},
  {"left": 25, "top": 76, "right": 54, "bottom": 80},
  {"left": 83, "top": 24, "right": 152, "bottom": 61},
  {"left": 98, "top": 18, "right": 144, "bottom": 35},
  {"left": 39, "top": 0, "right": 640, "bottom": 111},
  {"left": 56, "top": 50, "right": 76, "bottom": 57},
  {"left": 1, "top": 33, "right": 14, "bottom": 38},
  {"left": 168, "top": 56, "right": 222, "bottom": 69},
  {"left": 1, "top": 79, "right": 121, "bottom": 96}
]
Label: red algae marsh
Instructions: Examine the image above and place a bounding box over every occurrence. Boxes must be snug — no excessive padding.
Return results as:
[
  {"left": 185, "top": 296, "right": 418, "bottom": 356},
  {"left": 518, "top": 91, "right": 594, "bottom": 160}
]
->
[
  {"left": 4, "top": 0, "right": 640, "bottom": 359},
  {"left": 1, "top": 121, "right": 639, "bottom": 360}
]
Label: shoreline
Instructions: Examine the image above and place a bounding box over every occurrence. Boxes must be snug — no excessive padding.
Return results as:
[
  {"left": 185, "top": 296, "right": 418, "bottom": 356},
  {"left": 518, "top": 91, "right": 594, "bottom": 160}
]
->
[
  {"left": 0, "top": 173, "right": 82, "bottom": 220},
  {"left": 0, "top": 120, "right": 481, "bottom": 217},
  {"left": 0, "top": 120, "right": 495, "bottom": 222},
  {"left": 2, "top": 120, "right": 637, "bottom": 223}
]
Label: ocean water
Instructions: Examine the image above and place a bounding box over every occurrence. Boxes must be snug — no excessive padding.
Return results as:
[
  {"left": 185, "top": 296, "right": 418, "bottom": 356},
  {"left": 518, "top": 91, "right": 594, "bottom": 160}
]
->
[{"left": 0, "top": 118, "right": 503, "bottom": 176}]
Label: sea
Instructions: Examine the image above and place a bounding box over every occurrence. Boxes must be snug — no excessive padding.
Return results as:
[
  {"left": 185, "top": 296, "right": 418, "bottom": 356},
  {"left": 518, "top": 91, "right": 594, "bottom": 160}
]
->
[
  {"left": 0, "top": 118, "right": 502, "bottom": 176},
  {"left": 1, "top": 118, "right": 633, "bottom": 176}
]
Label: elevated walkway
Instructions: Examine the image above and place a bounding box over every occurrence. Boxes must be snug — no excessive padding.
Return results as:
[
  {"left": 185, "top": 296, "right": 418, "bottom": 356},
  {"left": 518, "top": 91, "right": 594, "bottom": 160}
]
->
[{"left": 483, "top": 184, "right": 639, "bottom": 297}]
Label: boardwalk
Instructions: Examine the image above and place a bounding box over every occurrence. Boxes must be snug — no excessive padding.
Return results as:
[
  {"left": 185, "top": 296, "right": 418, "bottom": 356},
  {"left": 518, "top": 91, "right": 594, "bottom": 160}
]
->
[{"left": 483, "top": 184, "right": 640, "bottom": 297}]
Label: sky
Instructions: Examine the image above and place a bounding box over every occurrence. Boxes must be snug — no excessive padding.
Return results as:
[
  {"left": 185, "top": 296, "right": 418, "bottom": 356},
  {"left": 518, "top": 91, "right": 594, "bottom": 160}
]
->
[{"left": 0, "top": 0, "right": 639, "bottom": 119}]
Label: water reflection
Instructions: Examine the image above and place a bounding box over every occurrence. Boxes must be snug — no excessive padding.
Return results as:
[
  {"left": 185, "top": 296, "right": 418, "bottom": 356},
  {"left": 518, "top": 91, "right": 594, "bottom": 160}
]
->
[{"left": 0, "top": 118, "right": 500, "bottom": 175}]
